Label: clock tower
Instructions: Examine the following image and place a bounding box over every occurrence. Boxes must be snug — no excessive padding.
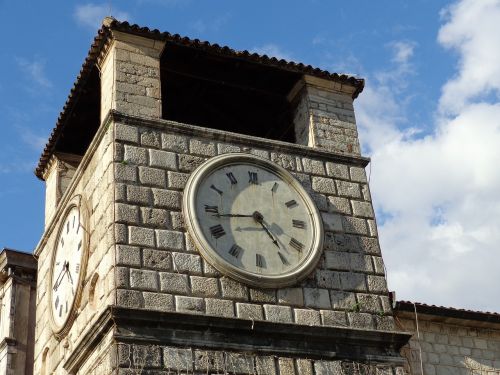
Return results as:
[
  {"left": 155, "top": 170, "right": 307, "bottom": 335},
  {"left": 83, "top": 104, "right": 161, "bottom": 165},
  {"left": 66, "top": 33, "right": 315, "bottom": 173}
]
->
[{"left": 34, "top": 17, "right": 410, "bottom": 374}]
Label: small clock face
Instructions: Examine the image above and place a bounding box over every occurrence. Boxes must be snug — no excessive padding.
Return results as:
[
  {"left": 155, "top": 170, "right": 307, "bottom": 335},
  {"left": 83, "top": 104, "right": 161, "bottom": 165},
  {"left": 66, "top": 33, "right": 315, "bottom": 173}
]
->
[
  {"left": 183, "top": 153, "right": 323, "bottom": 288},
  {"left": 50, "top": 204, "right": 87, "bottom": 333}
]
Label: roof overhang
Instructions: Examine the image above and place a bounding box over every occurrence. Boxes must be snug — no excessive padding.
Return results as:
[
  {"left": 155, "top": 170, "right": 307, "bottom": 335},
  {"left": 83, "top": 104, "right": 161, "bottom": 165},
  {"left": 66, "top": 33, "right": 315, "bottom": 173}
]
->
[
  {"left": 394, "top": 301, "right": 500, "bottom": 330},
  {"left": 35, "top": 17, "right": 365, "bottom": 180}
]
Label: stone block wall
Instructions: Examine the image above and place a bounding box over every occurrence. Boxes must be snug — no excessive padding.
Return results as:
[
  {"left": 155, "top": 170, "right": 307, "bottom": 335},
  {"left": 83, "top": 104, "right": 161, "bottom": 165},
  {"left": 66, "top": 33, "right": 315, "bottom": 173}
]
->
[
  {"left": 110, "top": 342, "right": 405, "bottom": 375},
  {"left": 75, "top": 329, "right": 115, "bottom": 375},
  {"left": 112, "top": 117, "right": 393, "bottom": 332},
  {"left": 99, "top": 30, "right": 165, "bottom": 123},
  {"left": 34, "top": 125, "right": 116, "bottom": 375},
  {"left": 0, "top": 276, "right": 36, "bottom": 375},
  {"left": 290, "top": 76, "right": 361, "bottom": 156},
  {"left": 43, "top": 154, "right": 81, "bottom": 228},
  {"left": 397, "top": 314, "right": 500, "bottom": 374}
]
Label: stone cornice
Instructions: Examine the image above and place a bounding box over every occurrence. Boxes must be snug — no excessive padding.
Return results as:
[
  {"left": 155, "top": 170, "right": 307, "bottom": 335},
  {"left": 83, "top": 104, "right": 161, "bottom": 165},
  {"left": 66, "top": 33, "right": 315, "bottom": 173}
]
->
[
  {"left": 107, "top": 110, "right": 371, "bottom": 168},
  {"left": 64, "top": 306, "right": 411, "bottom": 373}
]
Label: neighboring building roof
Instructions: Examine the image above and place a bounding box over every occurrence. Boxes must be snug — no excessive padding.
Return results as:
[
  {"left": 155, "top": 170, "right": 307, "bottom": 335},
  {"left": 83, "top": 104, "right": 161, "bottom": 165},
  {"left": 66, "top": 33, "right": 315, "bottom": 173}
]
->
[
  {"left": 0, "top": 248, "right": 37, "bottom": 282},
  {"left": 35, "top": 18, "right": 365, "bottom": 180},
  {"left": 395, "top": 300, "right": 500, "bottom": 328}
]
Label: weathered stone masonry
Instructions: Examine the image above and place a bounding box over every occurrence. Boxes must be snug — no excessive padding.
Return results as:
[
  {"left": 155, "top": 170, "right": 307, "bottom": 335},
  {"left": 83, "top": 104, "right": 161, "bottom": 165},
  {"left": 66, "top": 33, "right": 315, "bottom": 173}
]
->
[{"left": 34, "top": 125, "right": 116, "bottom": 375}]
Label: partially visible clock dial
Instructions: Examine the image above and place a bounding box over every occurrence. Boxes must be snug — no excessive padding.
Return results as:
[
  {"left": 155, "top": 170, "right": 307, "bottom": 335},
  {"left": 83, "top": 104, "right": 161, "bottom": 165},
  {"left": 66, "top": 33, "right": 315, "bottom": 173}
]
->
[
  {"left": 49, "top": 200, "right": 88, "bottom": 335},
  {"left": 183, "top": 153, "right": 324, "bottom": 288}
]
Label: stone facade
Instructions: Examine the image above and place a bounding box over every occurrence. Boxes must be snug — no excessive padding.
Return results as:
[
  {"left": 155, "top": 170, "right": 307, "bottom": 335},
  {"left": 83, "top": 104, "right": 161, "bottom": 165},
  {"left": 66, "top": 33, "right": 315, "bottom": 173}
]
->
[
  {"left": 42, "top": 153, "right": 82, "bottom": 228},
  {"left": 289, "top": 76, "right": 361, "bottom": 156},
  {"left": 99, "top": 29, "right": 165, "bottom": 121},
  {"left": 0, "top": 249, "right": 37, "bottom": 375},
  {"left": 33, "top": 19, "right": 409, "bottom": 375},
  {"left": 395, "top": 302, "right": 500, "bottom": 375},
  {"left": 34, "top": 124, "right": 115, "bottom": 374}
]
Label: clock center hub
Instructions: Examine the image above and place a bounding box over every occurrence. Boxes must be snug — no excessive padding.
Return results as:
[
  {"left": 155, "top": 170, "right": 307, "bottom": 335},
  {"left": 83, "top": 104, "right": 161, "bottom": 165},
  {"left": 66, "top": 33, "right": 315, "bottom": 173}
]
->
[{"left": 252, "top": 211, "right": 264, "bottom": 223}]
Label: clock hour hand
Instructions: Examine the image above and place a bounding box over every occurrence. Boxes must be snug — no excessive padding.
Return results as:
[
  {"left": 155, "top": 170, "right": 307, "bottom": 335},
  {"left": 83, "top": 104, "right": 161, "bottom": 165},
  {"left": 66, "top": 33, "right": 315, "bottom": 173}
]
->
[{"left": 252, "top": 211, "right": 280, "bottom": 248}]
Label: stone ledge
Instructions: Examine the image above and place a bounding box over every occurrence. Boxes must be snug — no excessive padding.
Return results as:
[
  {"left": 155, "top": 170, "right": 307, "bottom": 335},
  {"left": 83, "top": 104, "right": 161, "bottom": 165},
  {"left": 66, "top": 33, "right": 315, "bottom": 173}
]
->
[
  {"left": 106, "top": 110, "right": 371, "bottom": 168},
  {"left": 64, "top": 305, "right": 411, "bottom": 373}
]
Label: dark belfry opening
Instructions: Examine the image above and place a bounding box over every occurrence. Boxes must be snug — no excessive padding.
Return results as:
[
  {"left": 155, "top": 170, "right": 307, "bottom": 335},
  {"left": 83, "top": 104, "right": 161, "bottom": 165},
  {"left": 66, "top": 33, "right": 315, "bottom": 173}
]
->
[{"left": 160, "top": 42, "right": 302, "bottom": 143}]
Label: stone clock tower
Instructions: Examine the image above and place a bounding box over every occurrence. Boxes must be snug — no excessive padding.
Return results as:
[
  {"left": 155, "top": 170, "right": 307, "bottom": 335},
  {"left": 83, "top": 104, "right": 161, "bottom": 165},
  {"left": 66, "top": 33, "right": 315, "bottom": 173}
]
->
[{"left": 34, "top": 17, "right": 410, "bottom": 375}]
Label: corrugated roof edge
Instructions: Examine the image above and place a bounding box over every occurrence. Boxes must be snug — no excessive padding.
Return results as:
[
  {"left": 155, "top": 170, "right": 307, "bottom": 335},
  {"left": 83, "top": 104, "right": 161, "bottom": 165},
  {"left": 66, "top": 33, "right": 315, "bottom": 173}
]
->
[
  {"left": 395, "top": 300, "right": 500, "bottom": 324},
  {"left": 35, "top": 18, "right": 365, "bottom": 180}
]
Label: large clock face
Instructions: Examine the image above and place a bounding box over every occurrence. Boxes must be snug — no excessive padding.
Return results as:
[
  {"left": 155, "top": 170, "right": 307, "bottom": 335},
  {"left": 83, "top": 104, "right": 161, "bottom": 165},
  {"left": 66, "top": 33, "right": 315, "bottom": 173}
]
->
[
  {"left": 49, "top": 204, "right": 87, "bottom": 333},
  {"left": 183, "top": 153, "right": 323, "bottom": 288}
]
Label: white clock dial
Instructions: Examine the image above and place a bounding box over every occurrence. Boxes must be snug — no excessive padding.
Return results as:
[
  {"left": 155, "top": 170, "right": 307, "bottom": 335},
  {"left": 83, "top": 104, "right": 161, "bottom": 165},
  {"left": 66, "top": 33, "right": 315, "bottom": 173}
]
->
[
  {"left": 50, "top": 204, "right": 87, "bottom": 333},
  {"left": 183, "top": 153, "right": 324, "bottom": 288}
]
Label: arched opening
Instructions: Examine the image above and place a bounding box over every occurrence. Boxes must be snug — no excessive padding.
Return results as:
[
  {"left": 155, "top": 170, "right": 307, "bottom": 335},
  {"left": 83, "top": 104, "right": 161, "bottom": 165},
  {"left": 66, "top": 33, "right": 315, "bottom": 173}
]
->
[{"left": 160, "top": 42, "right": 301, "bottom": 143}]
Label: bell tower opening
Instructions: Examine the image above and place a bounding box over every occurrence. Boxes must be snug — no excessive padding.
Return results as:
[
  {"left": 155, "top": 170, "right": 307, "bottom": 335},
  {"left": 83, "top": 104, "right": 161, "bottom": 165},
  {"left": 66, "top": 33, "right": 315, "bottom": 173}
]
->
[{"left": 160, "top": 42, "right": 301, "bottom": 143}]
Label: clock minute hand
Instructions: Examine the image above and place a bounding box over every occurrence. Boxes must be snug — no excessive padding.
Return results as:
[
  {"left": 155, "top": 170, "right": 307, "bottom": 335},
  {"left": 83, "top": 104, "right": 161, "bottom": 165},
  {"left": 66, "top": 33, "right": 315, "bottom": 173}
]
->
[{"left": 252, "top": 211, "right": 280, "bottom": 248}]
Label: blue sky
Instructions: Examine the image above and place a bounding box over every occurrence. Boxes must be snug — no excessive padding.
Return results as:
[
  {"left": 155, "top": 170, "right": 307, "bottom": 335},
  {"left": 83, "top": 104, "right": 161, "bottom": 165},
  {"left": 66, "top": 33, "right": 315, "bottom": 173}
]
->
[{"left": 1, "top": 0, "right": 499, "bottom": 312}]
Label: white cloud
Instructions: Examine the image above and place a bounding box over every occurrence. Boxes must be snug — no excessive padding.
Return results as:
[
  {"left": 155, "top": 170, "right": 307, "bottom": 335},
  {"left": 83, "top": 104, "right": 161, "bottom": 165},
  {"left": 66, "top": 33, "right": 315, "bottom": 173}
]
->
[
  {"left": 389, "top": 41, "right": 416, "bottom": 65},
  {"left": 250, "top": 44, "right": 293, "bottom": 61},
  {"left": 189, "top": 13, "right": 230, "bottom": 34},
  {"left": 16, "top": 57, "right": 52, "bottom": 88},
  {"left": 372, "top": 41, "right": 417, "bottom": 91},
  {"left": 438, "top": 0, "right": 500, "bottom": 114},
  {"left": 74, "top": 4, "right": 130, "bottom": 30},
  {"left": 356, "top": 0, "right": 500, "bottom": 312}
]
